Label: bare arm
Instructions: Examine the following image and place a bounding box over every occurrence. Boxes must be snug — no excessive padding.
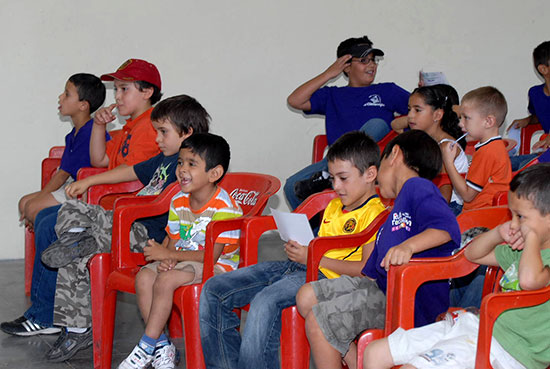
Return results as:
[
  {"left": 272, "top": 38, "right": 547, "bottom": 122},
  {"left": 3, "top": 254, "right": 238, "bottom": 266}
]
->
[
  {"left": 391, "top": 116, "right": 408, "bottom": 133},
  {"left": 507, "top": 114, "right": 539, "bottom": 132},
  {"left": 518, "top": 230, "right": 550, "bottom": 290},
  {"left": 65, "top": 164, "right": 136, "bottom": 198},
  {"left": 441, "top": 142, "right": 479, "bottom": 202},
  {"left": 89, "top": 104, "right": 117, "bottom": 167},
  {"left": 287, "top": 55, "right": 351, "bottom": 111},
  {"left": 41, "top": 169, "right": 71, "bottom": 193},
  {"left": 464, "top": 226, "right": 503, "bottom": 267}
]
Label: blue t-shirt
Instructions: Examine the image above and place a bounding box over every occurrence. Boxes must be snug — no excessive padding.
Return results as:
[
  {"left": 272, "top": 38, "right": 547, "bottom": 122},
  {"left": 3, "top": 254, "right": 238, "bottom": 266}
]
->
[
  {"left": 59, "top": 119, "right": 111, "bottom": 180},
  {"left": 306, "top": 83, "right": 409, "bottom": 145},
  {"left": 528, "top": 84, "right": 550, "bottom": 133},
  {"left": 133, "top": 153, "right": 179, "bottom": 242},
  {"left": 362, "top": 177, "right": 460, "bottom": 326}
]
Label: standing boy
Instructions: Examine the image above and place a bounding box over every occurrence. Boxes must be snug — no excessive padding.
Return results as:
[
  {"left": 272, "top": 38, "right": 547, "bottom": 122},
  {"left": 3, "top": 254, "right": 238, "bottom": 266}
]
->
[
  {"left": 442, "top": 86, "right": 512, "bottom": 213},
  {"left": 296, "top": 130, "right": 460, "bottom": 369},
  {"left": 199, "top": 131, "right": 387, "bottom": 369},
  {"left": 19, "top": 73, "right": 106, "bottom": 225},
  {"left": 363, "top": 163, "right": 550, "bottom": 369},
  {"left": 285, "top": 35, "right": 409, "bottom": 209},
  {"left": 1, "top": 95, "right": 210, "bottom": 362},
  {"left": 118, "top": 133, "right": 243, "bottom": 369}
]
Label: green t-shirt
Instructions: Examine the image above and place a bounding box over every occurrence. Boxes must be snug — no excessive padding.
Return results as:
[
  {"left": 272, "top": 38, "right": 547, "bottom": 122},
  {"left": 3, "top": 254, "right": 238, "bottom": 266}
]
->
[{"left": 493, "top": 244, "right": 550, "bottom": 369}]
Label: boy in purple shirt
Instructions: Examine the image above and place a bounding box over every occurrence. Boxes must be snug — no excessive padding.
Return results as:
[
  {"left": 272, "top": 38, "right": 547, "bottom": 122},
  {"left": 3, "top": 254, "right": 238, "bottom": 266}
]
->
[{"left": 296, "top": 130, "right": 460, "bottom": 369}]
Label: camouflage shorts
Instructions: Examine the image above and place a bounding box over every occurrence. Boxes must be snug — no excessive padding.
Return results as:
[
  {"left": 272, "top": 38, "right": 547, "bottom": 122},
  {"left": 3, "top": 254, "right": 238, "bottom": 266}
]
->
[{"left": 311, "top": 275, "right": 385, "bottom": 355}]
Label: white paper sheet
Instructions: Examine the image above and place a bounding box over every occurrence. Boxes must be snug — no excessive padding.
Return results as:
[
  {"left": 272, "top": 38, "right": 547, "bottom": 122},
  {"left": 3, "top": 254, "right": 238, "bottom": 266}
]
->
[{"left": 270, "top": 208, "right": 315, "bottom": 246}]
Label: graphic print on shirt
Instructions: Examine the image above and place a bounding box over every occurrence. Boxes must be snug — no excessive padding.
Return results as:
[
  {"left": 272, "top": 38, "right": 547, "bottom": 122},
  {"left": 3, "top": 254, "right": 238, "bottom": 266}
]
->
[
  {"left": 343, "top": 218, "right": 357, "bottom": 233},
  {"left": 363, "top": 94, "right": 385, "bottom": 108},
  {"left": 175, "top": 216, "right": 210, "bottom": 251},
  {"left": 121, "top": 134, "right": 132, "bottom": 157},
  {"left": 137, "top": 161, "right": 174, "bottom": 196},
  {"left": 391, "top": 212, "right": 411, "bottom": 232}
]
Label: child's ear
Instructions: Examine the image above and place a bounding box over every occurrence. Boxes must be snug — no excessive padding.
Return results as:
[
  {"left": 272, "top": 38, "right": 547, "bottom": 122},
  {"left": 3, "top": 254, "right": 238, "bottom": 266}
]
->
[
  {"left": 433, "top": 109, "right": 444, "bottom": 124},
  {"left": 208, "top": 164, "right": 224, "bottom": 183},
  {"left": 364, "top": 165, "right": 378, "bottom": 183},
  {"left": 484, "top": 114, "right": 497, "bottom": 129},
  {"left": 180, "top": 127, "right": 193, "bottom": 141},
  {"left": 79, "top": 100, "right": 90, "bottom": 112},
  {"left": 141, "top": 86, "right": 154, "bottom": 100}
]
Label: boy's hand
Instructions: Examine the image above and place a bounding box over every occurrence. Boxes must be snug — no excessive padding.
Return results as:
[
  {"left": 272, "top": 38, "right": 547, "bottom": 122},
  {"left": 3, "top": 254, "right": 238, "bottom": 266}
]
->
[
  {"left": 498, "top": 221, "right": 524, "bottom": 250},
  {"left": 93, "top": 103, "right": 117, "bottom": 126},
  {"left": 380, "top": 243, "right": 414, "bottom": 271},
  {"left": 507, "top": 117, "right": 530, "bottom": 132},
  {"left": 144, "top": 239, "right": 173, "bottom": 261},
  {"left": 441, "top": 141, "right": 459, "bottom": 165},
  {"left": 532, "top": 135, "right": 550, "bottom": 151},
  {"left": 284, "top": 240, "right": 307, "bottom": 265},
  {"left": 65, "top": 180, "right": 90, "bottom": 199},
  {"left": 157, "top": 259, "right": 177, "bottom": 272},
  {"left": 323, "top": 55, "right": 352, "bottom": 79}
]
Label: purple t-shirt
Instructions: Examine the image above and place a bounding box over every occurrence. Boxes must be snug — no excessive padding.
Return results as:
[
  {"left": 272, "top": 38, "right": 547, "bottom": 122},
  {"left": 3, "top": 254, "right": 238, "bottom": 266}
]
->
[
  {"left": 362, "top": 177, "right": 460, "bottom": 326},
  {"left": 528, "top": 84, "right": 550, "bottom": 133},
  {"left": 306, "top": 83, "right": 409, "bottom": 145}
]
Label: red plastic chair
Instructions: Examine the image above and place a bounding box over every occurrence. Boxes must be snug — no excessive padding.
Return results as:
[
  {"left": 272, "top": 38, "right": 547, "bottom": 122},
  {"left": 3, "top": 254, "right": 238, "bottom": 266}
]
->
[
  {"left": 520, "top": 123, "right": 545, "bottom": 155},
  {"left": 355, "top": 206, "right": 512, "bottom": 369},
  {"left": 89, "top": 172, "right": 281, "bottom": 369},
  {"left": 312, "top": 130, "right": 399, "bottom": 164}
]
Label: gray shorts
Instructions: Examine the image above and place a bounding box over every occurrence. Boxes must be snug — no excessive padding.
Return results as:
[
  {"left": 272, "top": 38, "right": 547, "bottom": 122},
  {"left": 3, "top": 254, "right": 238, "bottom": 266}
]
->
[{"left": 311, "top": 275, "right": 385, "bottom": 355}]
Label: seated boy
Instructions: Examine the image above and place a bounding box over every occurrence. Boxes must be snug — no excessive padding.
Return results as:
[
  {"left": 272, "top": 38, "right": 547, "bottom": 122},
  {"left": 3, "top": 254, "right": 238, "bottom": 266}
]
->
[
  {"left": 285, "top": 35, "right": 409, "bottom": 210},
  {"left": 19, "top": 73, "right": 106, "bottom": 225},
  {"left": 442, "top": 86, "right": 512, "bottom": 213},
  {"left": 508, "top": 41, "right": 550, "bottom": 170},
  {"left": 363, "top": 163, "right": 550, "bottom": 369},
  {"left": 1, "top": 95, "right": 210, "bottom": 358},
  {"left": 296, "top": 130, "right": 461, "bottom": 369},
  {"left": 118, "top": 133, "right": 243, "bottom": 369},
  {"left": 0, "top": 59, "right": 166, "bottom": 338},
  {"left": 199, "top": 131, "right": 387, "bottom": 369}
]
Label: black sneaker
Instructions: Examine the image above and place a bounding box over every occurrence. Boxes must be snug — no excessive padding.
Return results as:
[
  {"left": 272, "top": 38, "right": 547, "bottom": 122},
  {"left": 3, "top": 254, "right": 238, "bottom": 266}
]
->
[
  {"left": 0, "top": 316, "right": 61, "bottom": 336},
  {"left": 41, "top": 231, "right": 97, "bottom": 268},
  {"left": 46, "top": 327, "right": 93, "bottom": 362}
]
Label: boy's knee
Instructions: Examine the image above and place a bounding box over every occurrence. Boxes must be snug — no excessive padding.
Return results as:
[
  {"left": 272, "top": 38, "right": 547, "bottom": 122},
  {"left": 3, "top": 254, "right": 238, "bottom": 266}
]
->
[
  {"left": 296, "top": 283, "right": 316, "bottom": 317},
  {"left": 304, "top": 309, "right": 321, "bottom": 337},
  {"left": 363, "top": 338, "right": 394, "bottom": 369}
]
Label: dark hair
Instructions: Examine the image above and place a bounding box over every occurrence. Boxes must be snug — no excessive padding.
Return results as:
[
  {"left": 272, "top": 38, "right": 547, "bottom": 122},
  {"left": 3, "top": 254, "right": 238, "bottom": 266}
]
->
[
  {"left": 337, "top": 35, "right": 375, "bottom": 77},
  {"left": 510, "top": 162, "right": 550, "bottom": 215},
  {"left": 326, "top": 131, "right": 380, "bottom": 174},
  {"left": 381, "top": 130, "right": 442, "bottom": 180},
  {"left": 135, "top": 80, "right": 163, "bottom": 105},
  {"left": 68, "top": 73, "right": 106, "bottom": 113},
  {"left": 533, "top": 41, "right": 550, "bottom": 76},
  {"left": 180, "top": 133, "right": 230, "bottom": 184},
  {"left": 462, "top": 86, "right": 508, "bottom": 127},
  {"left": 411, "top": 84, "right": 465, "bottom": 149},
  {"left": 151, "top": 95, "right": 210, "bottom": 136}
]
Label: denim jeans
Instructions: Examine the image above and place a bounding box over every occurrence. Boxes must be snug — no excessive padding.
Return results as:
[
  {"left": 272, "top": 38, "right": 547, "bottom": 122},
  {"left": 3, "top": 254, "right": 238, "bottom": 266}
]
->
[
  {"left": 200, "top": 260, "right": 324, "bottom": 369},
  {"left": 24, "top": 205, "right": 61, "bottom": 327},
  {"left": 510, "top": 153, "right": 538, "bottom": 171},
  {"left": 283, "top": 118, "right": 391, "bottom": 210},
  {"left": 449, "top": 265, "right": 487, "bottom": 309}
]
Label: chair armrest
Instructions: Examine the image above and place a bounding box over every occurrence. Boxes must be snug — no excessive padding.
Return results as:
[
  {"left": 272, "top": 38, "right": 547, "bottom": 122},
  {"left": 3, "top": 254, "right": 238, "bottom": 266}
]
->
[
  {"left": 475, "top": 285, "right": 550, "bottom": 368},
  {"left": 306, "top": 210, "right": 390, "bottom": 282},
  {"left": 77, "top": 167, "right": 107, "bottom": 180},
  {"left": 113, "top": 195, "right": 158, "bottom": 208},
  {"left": 86, "top": 180, "right": 144, "bottom": 205}
]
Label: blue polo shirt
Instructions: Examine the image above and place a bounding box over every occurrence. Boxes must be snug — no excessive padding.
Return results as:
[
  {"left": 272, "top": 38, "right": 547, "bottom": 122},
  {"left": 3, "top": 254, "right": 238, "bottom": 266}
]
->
[
  {"left": 528, "top": 84, "right": 550, "bottom": 133},
  {"left": 306, "top": 82, "right": 409, "bottom": 145}
]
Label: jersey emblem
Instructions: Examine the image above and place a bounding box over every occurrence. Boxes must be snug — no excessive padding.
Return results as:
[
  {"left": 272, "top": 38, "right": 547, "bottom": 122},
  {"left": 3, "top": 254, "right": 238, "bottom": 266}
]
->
[
  {"left": 391, "top": 211, "right": 411, "bottom": 232},
  {"left": 343, "top": 218, "right": 357, "bottom": 233},
  {"left": 363, "top": 94, "right": 385, "bottom": 108}
]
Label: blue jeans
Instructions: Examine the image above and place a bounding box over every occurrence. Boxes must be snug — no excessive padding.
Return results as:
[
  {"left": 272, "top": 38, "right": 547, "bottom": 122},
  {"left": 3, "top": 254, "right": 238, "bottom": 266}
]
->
[
  {"left": 200, "top": 261, "right": 324, "bottom": 369},
  {"left": 284, "top": 118, "right": 391, "bottom": 210},
  {"left": 24, "top": 205, "right": 61, "bottom": 327},
  {"left": 449, "top": 265, "right": 487, "bottom": 309},
  {"left": 510, "top": 153, "right": 538, "bottom": 171}
]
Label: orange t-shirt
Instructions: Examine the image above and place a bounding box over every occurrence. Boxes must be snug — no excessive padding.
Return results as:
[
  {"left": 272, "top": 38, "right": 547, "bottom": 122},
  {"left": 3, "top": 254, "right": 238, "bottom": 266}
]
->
[
  {"left": 464, "top": 137, "right": 512, "bottom": 211},
  {"left": 106, "top": 107, "right": 160, "bottom": 169}
]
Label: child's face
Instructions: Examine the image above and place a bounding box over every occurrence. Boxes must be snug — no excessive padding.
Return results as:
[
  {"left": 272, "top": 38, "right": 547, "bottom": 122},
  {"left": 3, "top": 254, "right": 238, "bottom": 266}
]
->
[
  {"left": 152, "top": 119, "right": 189, "bottom": 156},
  {"left": 458, "top": 101, "right": 487, "bottom": 141},
  {"left": 407, "top": 93, "right": 440, "bottom": 135},
  {"left": 58, "top": 81, "right": 84, "bottom": 117},
  {"left": 113, "top": 79, "right": 150, "bottom": 118},
  {"left": 508, "top": 190, "right": 550, "bottom": 245},
  {"left": 176, "top": 148, "right": 213, "bottom": 194},
  {"left": 327, "top": 158, "right": 374, "bottom": 210},
  {"left": 346, "top": 54, "right": 378, "bottom": 87}
]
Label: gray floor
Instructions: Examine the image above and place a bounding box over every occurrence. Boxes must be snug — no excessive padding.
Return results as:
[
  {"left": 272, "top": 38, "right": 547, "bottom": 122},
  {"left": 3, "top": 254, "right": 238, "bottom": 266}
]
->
[{"left": 0, "top": 232, "right": 287, "bottom": 369}]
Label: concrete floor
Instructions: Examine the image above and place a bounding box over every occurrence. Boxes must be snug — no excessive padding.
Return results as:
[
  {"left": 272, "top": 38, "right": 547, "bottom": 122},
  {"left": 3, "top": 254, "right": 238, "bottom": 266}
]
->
[{"left": 0, "top": 232, "right": 287, "bottom": 369}]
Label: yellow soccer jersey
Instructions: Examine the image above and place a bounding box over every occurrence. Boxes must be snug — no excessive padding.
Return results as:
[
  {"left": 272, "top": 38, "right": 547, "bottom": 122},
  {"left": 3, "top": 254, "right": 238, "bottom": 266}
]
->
[{"left": 318, "top": 195, "right": 386, "bottom": 279}]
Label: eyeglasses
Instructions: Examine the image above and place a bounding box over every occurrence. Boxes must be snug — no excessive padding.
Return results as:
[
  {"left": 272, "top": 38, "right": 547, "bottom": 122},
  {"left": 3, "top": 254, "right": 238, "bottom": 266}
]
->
[{"left": 350, "top": 56, "right": 381, "bottom": 66}]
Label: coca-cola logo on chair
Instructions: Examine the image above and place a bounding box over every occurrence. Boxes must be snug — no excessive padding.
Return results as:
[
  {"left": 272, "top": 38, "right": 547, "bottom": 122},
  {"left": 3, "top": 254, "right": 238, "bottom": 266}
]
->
[{"left": 230, "top": 188, "right": 259, "bottom": 206}]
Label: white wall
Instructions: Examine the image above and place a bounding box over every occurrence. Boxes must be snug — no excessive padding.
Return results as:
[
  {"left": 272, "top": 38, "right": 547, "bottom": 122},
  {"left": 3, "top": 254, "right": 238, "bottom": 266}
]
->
[{"left": 1, "top": 0, "right": 547, "bottom": 259}]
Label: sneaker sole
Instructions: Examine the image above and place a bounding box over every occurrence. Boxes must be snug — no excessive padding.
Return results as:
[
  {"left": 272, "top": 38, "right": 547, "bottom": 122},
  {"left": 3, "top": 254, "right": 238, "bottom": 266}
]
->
[
  {"left": 3, "top": 326, "right": 62, "bottom": 336},
  {"left": 47, "top": 332, "right": 93, "bottom": 362}
]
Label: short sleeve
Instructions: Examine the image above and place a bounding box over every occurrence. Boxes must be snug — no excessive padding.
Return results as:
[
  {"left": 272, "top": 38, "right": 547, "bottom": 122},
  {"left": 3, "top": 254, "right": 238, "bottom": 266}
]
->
[
  {"left": 528, "top": 87, "right": 535, "bottom": 115},
  {"left": 306, "top": 87, "right": 330, "bottom": 115},
  {"left": 133, "top": 154, "right": 163, "bottom": 185},
  {"left": 494, "top": 244, "right": 517, "bottom": 272},
  {"left": 466, "top": 151, "right": 492, "bottom": 191},
  {"left": 389, "top": 83, "right": 410, "bottom": 115},
  {"left": 166, "top": 195, "right": 183, "bottom": 240}
]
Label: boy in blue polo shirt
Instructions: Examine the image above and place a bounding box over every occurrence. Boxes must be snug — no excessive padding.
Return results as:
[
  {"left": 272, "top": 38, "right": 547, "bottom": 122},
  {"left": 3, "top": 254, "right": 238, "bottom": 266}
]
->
[
  {"left": 296, "top": 130, "right": 460, "bottom": 369},
  {"left": 18, "top": 73, "right": 107, "bottom": 225},
  {"left": 285, "top": 35, "right": 409, "bottom": 209}
]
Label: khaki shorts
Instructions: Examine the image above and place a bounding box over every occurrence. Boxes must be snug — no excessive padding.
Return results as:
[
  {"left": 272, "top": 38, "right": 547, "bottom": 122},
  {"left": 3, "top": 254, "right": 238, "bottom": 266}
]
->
[
  {"left": 311, "top": 275, "right": 386, "bottom": 356},
  {"left": 142, "top": 260, "right": 226, "bottom": 285},
  {"left": 51, "top": 178, "right": 74, "bottom": 203}
]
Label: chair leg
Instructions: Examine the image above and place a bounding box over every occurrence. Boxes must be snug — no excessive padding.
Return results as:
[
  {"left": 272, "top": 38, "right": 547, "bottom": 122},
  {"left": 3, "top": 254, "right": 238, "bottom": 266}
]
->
[
  {"left": 89, "top": 254, "right": 112, "bottom": 369},
  {"left": 180, "top": 285, "right": 206, "bottom": 369},
  {"left": 24, "top": 228, "right": 35, "bottom": 296},
  {"left": 280, "top": 306, "right": 309, "bottom": 369},
  {"left": 168, "top": 307, "right": 183, "bottom": 338}
]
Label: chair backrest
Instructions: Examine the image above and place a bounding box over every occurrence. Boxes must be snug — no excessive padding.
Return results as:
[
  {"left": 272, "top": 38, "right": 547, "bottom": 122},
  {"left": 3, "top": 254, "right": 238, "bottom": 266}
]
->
[
  {"left": 520, "top": 123, "right": 544, "bottom": 155},
  {"left": 385, "top": 206, "right": 511, "bottom": 332}
]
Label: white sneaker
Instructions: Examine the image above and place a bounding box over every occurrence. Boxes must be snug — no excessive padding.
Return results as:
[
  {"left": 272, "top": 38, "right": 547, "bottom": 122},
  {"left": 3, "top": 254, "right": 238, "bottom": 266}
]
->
[
  {"left": 152, "top": 342, "right": 176, "bottom": 369},
  {"left": 117, "top": 344, "right": 154, "bottom": 369}
]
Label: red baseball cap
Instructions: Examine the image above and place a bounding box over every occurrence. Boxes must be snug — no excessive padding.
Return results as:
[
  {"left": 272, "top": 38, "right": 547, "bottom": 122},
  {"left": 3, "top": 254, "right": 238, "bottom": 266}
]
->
[{"left": 101, "top": 59, "right": 161, "bottom": 90}]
